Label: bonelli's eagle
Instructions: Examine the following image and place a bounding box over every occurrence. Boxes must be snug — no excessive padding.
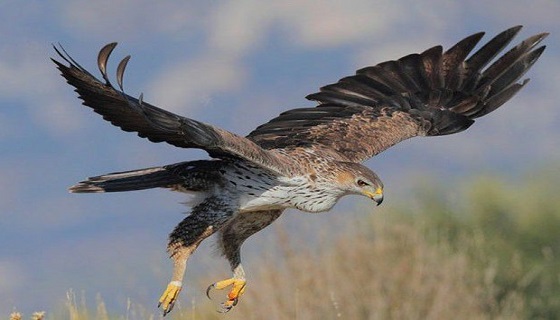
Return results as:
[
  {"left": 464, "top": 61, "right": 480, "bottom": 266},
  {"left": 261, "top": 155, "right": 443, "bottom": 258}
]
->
[{"left": 53, "top": 26, "right": 547, "bottom": 315}]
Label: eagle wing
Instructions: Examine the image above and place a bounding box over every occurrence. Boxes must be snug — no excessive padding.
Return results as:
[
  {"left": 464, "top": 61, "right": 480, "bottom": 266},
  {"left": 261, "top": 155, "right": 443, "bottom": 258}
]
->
[
  {"left": 247, "top": 26, "right": 547, "bottom": 163},
  {"left": 53, "top": 43, "right": 286, "bottom": 174}
]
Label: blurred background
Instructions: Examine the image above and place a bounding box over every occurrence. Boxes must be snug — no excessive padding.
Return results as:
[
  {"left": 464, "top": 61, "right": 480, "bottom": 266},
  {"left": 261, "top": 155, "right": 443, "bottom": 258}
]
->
[{"left": 1, "top": 1, "right": 559, "bottom": 318}]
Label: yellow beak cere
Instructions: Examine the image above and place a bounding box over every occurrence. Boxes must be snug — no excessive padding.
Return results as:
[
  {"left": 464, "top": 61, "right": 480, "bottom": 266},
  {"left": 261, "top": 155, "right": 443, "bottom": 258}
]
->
[{"left": 364, "top": 188, "right": 384, "bottom": 206}]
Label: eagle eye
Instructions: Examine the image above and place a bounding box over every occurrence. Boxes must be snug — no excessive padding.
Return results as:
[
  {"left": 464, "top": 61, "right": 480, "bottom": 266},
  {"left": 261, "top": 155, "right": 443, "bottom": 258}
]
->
[{"left": 357, "top": 179, "right": 369, "bottom": 187}]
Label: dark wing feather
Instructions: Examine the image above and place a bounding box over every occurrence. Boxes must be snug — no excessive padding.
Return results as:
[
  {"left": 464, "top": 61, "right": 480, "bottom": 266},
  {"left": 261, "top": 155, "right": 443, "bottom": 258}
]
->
[
  {"left": 248, "top": 26, "right": 547, "bottom": 162},
  {"left": 53, "top": 43, "right": 286, "bottom": 174}
]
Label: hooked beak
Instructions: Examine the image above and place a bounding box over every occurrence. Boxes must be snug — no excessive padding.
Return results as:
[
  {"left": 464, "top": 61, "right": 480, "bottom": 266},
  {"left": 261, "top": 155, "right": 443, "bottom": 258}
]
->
[{"left": 364, "top": 187, "right": 384, "bottom": 206}]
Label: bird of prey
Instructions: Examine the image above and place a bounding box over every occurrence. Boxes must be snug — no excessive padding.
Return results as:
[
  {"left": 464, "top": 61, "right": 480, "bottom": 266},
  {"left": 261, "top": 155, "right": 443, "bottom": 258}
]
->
[{"left": 53, "top": 26, "right": 546, "bottom": 315}]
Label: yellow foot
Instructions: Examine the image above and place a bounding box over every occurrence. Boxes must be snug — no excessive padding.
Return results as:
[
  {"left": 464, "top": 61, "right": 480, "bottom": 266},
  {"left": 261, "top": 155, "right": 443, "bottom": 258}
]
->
[
  {"left": 206, "top": 278, "right": 246, "bottom": 313},
  {"left": 158, "top": 281, "right": 182, "bottom": 316}
]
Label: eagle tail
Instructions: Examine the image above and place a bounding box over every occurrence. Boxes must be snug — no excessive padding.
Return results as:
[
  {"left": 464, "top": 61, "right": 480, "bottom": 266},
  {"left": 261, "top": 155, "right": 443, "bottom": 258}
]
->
[{"left": 69, "top": 160, "right": 219, "bottom": 193}]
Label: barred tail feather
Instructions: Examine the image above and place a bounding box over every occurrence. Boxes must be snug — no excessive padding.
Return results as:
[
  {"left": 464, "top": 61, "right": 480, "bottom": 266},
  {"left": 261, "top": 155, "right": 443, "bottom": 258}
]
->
[{"left": 69, "top": 166, "right": 183, "bottom": 193}]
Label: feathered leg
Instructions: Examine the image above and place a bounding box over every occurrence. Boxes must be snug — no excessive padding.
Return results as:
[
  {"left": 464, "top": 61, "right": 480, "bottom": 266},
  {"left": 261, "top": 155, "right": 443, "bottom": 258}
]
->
[
  {"left": 159, "top": 196, "right": 237, "bottom": 316},
  {"left": 207, "top": 210, "right": 283, "bottom": 312}
]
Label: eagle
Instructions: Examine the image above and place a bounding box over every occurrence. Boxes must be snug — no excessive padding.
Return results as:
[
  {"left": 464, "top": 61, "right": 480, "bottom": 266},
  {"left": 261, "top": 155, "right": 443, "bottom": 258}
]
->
[{"left": 53, "top": 26, "right": 546, "bottom": 315}]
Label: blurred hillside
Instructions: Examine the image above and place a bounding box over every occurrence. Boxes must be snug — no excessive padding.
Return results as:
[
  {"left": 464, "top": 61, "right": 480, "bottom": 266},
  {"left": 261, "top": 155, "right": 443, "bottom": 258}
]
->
[{"left": 26, "top": 166, "right": 559, "bottom": 319}]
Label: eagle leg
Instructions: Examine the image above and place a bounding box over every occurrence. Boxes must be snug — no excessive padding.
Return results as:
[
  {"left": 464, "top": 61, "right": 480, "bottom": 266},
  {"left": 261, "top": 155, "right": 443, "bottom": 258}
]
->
[
  {"left": 159, "top": 196, "right": 238, "bottom": 316},
  {"left": 159, "top": 223, "right": 214, "bottom": 316},
  {"left": 205, "top": 209, "right": 283, "bottom": 312}
]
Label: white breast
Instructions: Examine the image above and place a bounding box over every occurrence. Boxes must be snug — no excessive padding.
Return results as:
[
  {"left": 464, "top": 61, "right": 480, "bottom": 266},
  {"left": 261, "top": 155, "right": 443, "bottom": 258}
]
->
[
  {"left": 220, "top": 163, "right": 341, "bottom": 213},
  {"left": 238, "top": 180, "right": 340, "bottom": 213}
]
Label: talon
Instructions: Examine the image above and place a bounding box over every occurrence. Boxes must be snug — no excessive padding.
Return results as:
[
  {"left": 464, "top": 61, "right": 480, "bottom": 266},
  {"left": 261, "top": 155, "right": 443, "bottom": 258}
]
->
[
  {"left": 158, "top": 281, "right": 182, "bottom": 316},
  {"left": 205, "top": 278, "right": 246, "bottom": 312}
]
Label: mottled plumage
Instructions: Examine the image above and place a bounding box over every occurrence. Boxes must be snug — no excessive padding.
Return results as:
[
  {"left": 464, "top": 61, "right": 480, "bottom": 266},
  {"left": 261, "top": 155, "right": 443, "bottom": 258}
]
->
[{"left": 53, "top": 26, "right": 547, "bottom": 315}]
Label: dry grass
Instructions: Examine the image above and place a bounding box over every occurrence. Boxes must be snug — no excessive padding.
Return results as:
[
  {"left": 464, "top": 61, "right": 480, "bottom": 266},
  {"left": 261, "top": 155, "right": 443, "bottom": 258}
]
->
[
  {"left": 50, "top": 212, "right": 531, "bottom": 320},
  {"left": 195, "top": 215, "right": 526, "bottom": 320},
  {"left": 13, "top": 213, "right": 534, "bottom": 320},
  {"left": 9, "top": 311, "right": 45, "bottom": 320}
]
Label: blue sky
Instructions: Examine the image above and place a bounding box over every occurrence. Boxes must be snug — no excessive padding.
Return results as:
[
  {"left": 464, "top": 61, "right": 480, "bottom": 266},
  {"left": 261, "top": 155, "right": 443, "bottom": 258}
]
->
[{"left": 1, "top": 0, "right": 559, "bottom": 316}]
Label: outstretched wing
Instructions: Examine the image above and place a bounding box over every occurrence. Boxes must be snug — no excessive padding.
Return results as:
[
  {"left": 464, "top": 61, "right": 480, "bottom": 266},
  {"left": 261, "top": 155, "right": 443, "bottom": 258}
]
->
[
  {"left": 53, "top": 43, "right": 286, "bottom": 174},
  {"left": 247, "top": 26, "right": 547, "bottom": 163}
]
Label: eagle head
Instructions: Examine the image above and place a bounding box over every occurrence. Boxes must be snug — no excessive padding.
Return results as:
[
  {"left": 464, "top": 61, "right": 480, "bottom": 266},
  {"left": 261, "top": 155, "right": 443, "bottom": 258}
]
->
[{"left": 334, "top": 162, "right": 384, "bottom": 206}]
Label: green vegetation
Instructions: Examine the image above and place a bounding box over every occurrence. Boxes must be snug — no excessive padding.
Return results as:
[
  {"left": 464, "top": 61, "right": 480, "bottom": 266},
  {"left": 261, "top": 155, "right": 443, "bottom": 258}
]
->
[{"left": 14, "top": 167, "right": 560, "bottom": 319}]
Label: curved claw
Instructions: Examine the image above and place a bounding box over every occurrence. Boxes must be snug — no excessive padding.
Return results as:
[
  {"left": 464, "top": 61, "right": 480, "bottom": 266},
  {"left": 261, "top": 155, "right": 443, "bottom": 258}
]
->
[
  {"left": 97, "top": 42, "right": 118, "bottom": 85},
  {"left": 206, "top": 278, "right": 246, "bottom": 313},
  {"left": 206, "top": 283, "right": 216, "bottom": 300},
  {"left": 158, "top": 281, "right": 182, "bottom": 316}
]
